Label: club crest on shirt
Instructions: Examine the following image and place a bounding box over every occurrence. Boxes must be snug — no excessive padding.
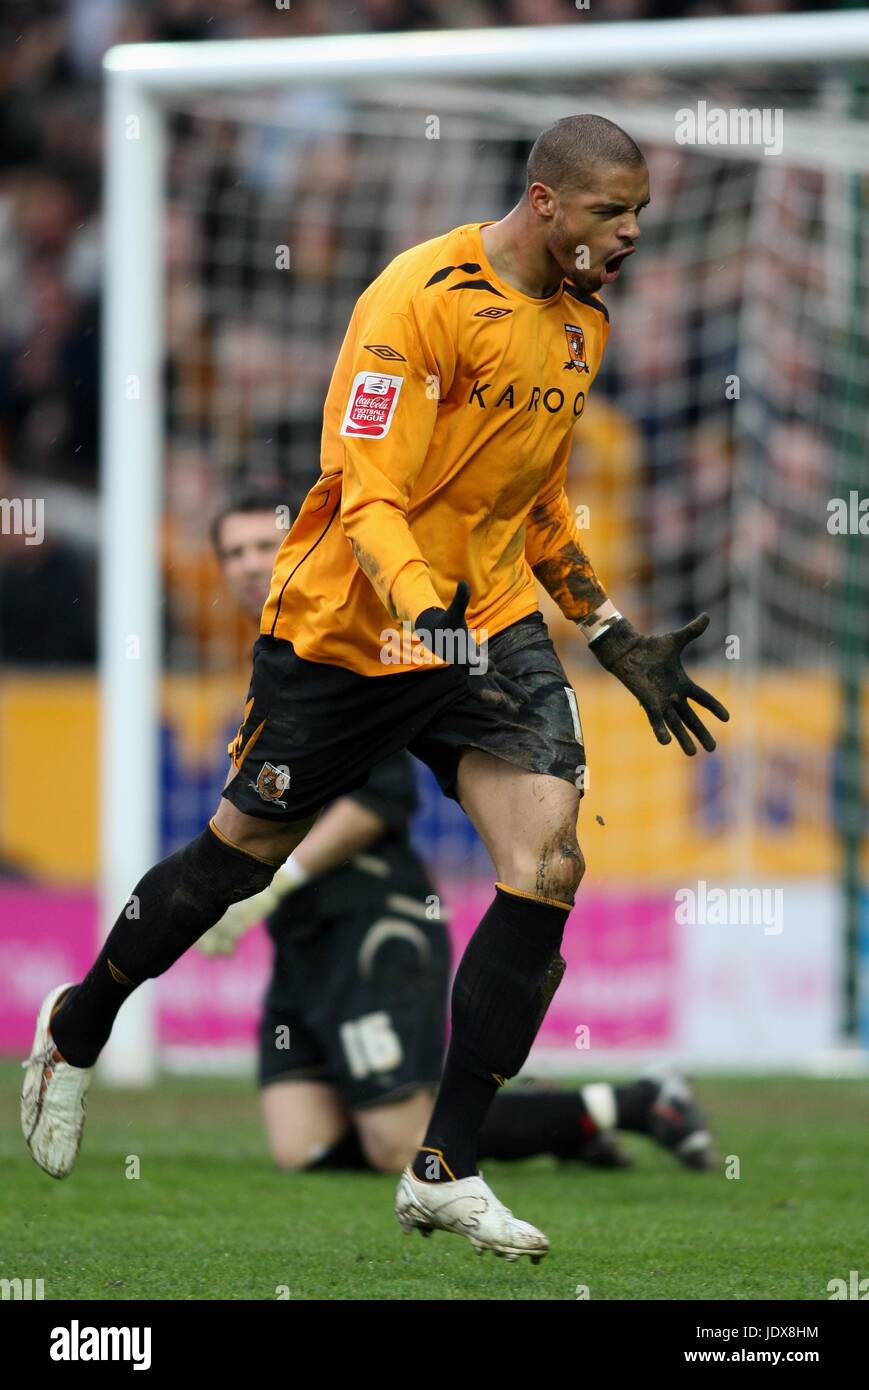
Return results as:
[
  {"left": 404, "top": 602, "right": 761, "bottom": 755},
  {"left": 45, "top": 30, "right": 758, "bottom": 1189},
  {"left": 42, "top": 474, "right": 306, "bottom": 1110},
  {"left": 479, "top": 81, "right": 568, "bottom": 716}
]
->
[
  {"left": 340, "top": 371, "right": 404, "bottom": 438},
  {"left": 563, "top": 323, "right": 590, "bottom": 373},
  {"left": 250, "top": 762, "right": 291, "bottom": 808}
]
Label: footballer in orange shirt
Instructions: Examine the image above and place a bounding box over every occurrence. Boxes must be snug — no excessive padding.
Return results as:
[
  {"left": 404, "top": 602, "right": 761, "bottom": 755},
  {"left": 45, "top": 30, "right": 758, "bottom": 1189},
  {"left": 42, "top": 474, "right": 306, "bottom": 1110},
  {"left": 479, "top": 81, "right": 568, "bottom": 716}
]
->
[
  {"left": 202, "top": 491, "right": 711, "bottom": 1180},
  {"left": 28, "top": 116, "right": 728, "bottom": 1261}
]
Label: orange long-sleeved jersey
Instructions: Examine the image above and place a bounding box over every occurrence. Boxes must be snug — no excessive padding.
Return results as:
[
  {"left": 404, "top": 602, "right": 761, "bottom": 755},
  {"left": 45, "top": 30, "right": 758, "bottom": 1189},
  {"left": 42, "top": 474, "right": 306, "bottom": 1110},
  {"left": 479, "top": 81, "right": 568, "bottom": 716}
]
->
[{"left": 262, "top": 221, "right": 610, "bottom": 676}]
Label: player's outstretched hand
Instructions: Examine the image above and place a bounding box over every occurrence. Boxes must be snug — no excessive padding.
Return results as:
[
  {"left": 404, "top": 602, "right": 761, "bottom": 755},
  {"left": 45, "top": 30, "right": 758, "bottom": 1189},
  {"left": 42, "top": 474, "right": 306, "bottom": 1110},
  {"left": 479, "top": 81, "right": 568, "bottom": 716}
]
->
[
  {"left": 414, "top": 580, "right": 525, "bottom": 712},
  {"left": 589, "top": 612, "right": 729, "bottom": 755}
]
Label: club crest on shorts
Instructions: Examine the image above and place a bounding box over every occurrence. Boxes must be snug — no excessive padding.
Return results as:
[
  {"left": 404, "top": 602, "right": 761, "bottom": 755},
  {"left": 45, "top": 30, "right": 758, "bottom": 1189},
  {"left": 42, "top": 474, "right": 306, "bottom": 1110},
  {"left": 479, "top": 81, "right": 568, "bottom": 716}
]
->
[
  {"left": 250, "top": 761, "right": 291, "bottom": 808},
  {"left": 563, "top": 323, "right": 590, "bottom": 373},
  {"left": 340, "top": 371, "right": 403, "bottom": 438}
]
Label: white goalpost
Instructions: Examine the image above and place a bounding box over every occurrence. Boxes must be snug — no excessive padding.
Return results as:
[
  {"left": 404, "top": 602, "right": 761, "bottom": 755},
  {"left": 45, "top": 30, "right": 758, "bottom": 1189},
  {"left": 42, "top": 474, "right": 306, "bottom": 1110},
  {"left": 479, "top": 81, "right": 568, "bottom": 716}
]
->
[{"left": 99, "top": 12, "right": 869, "bottom": 1084}]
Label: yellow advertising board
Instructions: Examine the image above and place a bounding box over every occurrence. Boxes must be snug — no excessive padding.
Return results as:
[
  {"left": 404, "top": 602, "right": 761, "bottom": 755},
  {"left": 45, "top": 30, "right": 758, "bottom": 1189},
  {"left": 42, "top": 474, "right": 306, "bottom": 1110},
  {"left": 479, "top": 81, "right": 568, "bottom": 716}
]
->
[{"left": 0, "top": 669, "right": 865, "bottom": 886}]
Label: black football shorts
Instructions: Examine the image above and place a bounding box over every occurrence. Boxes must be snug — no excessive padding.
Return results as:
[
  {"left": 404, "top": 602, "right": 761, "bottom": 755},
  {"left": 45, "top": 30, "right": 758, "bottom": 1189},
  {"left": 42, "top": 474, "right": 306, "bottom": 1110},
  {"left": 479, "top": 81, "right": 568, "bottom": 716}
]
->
[
  {"left": 258, "top": 875, "right": 450, "bottom": 1109},
  {"left": 222, "top": 610, "right": 586, "bottom": 823}
]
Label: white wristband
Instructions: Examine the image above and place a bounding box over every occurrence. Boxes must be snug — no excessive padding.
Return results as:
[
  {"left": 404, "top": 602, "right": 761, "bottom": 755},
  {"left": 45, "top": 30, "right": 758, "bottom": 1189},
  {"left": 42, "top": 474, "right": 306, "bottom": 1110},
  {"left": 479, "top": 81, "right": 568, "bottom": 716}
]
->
[
  {"left": 580, "top": 601, "right": 623, "bottom": 644},
  {"left": 275, "top": 851, "right": 310, "bottom": 894}
]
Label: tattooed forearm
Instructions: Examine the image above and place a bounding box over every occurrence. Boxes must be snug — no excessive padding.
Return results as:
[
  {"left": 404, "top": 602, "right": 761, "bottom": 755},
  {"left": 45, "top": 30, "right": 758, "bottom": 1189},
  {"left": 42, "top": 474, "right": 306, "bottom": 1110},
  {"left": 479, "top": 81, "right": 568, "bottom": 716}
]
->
[
  {"left": 527, "top": 507, "right": 563, "bottom": 562},
  {"left": 532, "top": 543, "right": 607, "bottom": 622}
]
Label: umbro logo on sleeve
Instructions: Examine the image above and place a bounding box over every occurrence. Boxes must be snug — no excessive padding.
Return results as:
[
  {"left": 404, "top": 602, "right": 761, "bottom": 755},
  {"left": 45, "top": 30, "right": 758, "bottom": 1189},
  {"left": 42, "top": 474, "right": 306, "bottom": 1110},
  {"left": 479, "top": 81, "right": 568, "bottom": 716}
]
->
[{"left": 364, "top": 344, "right": 407, "bottom": 361}]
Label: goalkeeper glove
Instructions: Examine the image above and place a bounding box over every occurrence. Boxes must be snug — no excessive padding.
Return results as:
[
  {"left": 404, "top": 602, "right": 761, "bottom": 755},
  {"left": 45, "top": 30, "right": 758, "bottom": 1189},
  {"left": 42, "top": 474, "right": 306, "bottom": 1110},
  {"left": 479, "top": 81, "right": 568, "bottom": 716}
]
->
[
  {"left": 196, "top": 897, "right": 265, "bottom": 957},
  {"left": 414, "top": 580, "right": 525, "bottom": 712},
  {"left": 196, "top": 854, "right": 310, "bottom": 957},
  {"left": 589, "top": 612, "right": 729, "bottom": 755}
]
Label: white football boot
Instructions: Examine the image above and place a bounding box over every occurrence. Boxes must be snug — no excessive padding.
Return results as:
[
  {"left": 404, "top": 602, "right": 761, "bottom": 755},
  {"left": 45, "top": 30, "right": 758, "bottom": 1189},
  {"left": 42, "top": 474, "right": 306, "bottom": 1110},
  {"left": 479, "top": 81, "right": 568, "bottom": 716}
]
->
[
  {"left": 21, "top": 983, "right": 92, "bottom": 1179},
  {"left": 395, "top": 1167, "right": 549, "bottom": 1262}
]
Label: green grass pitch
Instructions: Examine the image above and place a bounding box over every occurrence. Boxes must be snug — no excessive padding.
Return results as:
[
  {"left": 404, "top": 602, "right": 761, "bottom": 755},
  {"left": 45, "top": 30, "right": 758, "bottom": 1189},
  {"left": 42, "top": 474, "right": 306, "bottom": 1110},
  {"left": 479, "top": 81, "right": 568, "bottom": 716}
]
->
[{"left": 3, "top": 1065, "right": 865, "bottom": 1301}]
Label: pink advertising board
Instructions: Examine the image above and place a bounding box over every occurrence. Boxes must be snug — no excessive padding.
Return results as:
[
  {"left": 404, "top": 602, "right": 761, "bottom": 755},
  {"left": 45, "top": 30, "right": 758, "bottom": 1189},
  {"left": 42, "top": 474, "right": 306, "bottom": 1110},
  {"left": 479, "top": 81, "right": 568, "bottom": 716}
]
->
[
  {"left": 0, "top": 880, "right": 674, "bottom": 1059},
  {"left": 0, "top": 878, "right": 838, "bottom": 1066}
]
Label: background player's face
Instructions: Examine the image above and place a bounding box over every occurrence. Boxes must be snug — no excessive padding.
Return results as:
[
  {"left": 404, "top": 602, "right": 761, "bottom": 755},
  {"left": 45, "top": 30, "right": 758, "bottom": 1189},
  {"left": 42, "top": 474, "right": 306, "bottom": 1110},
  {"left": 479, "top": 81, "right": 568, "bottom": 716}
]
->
[
  {"left": 215, "top": 510, "right": 283, "bottom": 620},
  {"left": 544, "top": 161, "right": 649, "bottom": 294}
]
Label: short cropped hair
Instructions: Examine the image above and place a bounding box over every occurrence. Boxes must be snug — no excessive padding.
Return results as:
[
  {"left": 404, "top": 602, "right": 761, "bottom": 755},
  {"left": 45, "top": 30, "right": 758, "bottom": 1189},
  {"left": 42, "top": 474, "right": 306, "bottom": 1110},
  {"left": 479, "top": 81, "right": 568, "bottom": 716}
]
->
[{"left": 526, "top": 114, "right": 645, "bottom": 194}]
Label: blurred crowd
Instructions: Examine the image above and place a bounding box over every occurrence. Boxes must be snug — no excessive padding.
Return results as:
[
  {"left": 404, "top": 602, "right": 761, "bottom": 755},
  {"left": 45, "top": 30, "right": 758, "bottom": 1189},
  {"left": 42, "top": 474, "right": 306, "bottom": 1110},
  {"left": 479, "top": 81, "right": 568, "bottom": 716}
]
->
[{"left": 0, "top": 0, "right": 848, "bottom": 668}]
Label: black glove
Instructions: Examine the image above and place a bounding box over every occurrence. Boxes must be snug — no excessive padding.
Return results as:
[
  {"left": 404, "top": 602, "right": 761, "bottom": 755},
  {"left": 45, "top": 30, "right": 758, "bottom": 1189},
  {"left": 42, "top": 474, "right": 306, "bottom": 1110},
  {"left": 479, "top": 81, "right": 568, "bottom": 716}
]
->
[
  {"left": 414, "top": 580, "right": 525, "bottom": 713},
  {"left": 589, "top": 612, "right": 729, "bottom": 755}
]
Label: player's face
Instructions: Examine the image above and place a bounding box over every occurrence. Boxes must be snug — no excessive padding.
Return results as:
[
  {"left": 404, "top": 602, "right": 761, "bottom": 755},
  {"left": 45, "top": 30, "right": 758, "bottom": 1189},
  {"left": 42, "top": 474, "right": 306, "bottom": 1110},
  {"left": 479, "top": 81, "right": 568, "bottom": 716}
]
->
[
  {"left": 215, "top": 510, "right": 283, "bottom": 620},
  {"left": 547, "top": 163, "right": 650, "bottom": 293}
]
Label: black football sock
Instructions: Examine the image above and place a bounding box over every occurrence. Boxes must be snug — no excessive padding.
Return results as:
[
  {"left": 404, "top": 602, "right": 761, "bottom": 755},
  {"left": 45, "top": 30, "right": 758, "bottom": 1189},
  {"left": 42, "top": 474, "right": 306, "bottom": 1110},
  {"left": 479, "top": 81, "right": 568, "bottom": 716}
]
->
[
  {"left": 413, "top": 883, "right": 570, "bottom": 1182},
  {"left": 51, "top": 823, "right": 276, "bottom": 1068},
  {"left": 612, "top": 1078, "right": 659, "bottom": 1133},
  {"left": 413, "top": 1055, "right": 498, "bottom": 1181},
  {"left": 304, "top": 1129, "right": 372, "bottom": 1172},
  {"left": 478, "top": 1089, "right": 598, "bottom": 1162}
]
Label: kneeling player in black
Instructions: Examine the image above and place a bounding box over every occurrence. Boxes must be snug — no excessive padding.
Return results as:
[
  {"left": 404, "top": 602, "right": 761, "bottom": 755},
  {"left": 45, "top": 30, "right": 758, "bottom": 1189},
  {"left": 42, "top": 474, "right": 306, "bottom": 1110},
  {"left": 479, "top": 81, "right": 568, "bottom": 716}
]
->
[{"left": 197, "top": 491, "right": 712, "bottom": 1176}]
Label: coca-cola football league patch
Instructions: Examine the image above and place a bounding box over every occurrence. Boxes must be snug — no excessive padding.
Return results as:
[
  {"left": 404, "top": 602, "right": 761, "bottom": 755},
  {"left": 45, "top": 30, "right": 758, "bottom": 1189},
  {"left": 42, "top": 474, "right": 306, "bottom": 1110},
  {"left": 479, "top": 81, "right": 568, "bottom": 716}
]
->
[{"left": 339, "top": 372, "right": 404, "bottom": 439}]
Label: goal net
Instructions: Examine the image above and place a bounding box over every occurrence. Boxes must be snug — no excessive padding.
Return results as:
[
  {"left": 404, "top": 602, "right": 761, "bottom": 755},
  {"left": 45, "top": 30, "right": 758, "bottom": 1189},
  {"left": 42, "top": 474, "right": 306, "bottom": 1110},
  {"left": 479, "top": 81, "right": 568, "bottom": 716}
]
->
[{"left": 101, "top": 19, "right": 869, "bottom": 1079}]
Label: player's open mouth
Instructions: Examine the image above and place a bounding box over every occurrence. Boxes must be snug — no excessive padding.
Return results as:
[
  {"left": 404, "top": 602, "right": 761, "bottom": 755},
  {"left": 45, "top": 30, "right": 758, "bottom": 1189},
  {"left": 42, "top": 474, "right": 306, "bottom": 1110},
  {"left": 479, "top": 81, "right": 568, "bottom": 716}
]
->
[{"left": 600, "top": 248, "right": 635, "bottom": 284}]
